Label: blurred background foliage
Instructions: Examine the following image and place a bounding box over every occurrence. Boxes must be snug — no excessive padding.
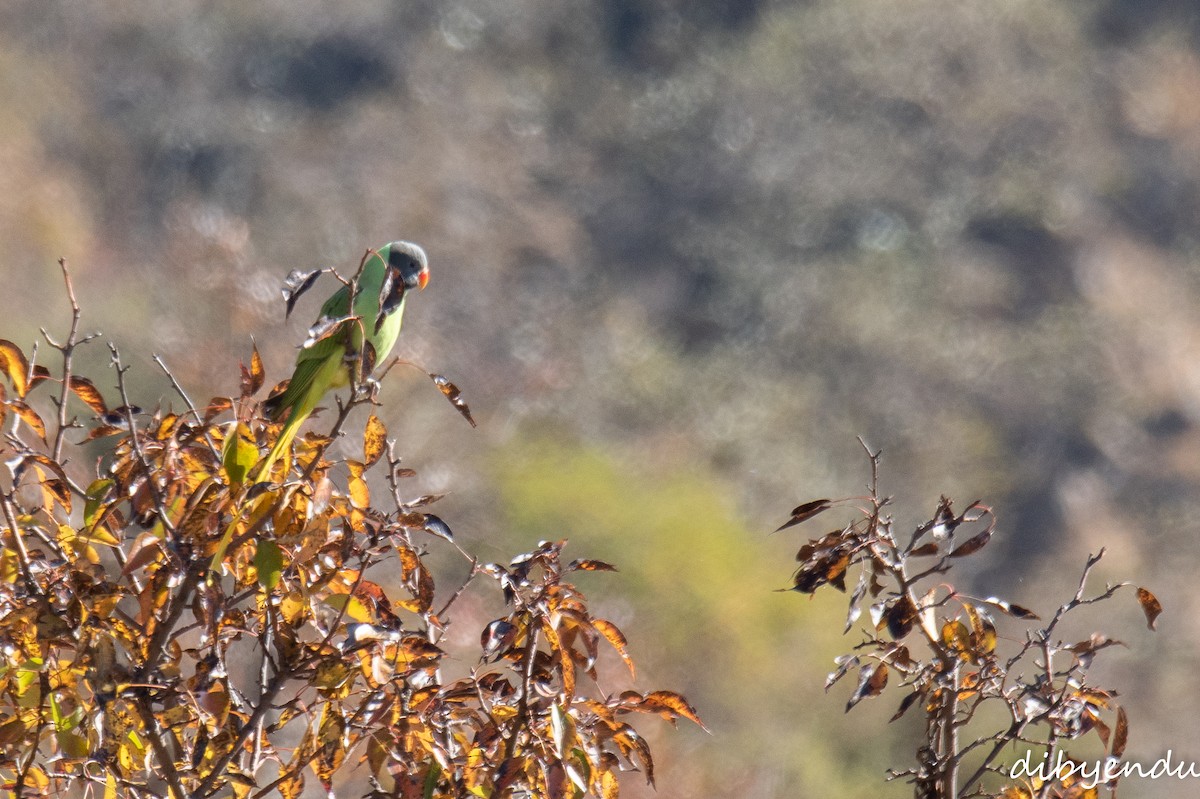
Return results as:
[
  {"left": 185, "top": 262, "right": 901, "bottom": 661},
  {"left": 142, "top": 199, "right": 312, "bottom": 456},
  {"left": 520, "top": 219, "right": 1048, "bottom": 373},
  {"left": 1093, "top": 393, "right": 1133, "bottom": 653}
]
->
[{"left": 1, "top": 0, "right": 1198, "bottom": 795}]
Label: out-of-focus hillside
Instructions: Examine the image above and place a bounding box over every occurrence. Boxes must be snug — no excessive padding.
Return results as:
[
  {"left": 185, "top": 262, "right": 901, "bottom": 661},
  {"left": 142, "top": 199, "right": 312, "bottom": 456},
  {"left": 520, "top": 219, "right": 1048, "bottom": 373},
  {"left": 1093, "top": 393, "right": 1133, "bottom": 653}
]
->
[{"left": 3, "top": 1, "right": 1200, "bottom": 795}]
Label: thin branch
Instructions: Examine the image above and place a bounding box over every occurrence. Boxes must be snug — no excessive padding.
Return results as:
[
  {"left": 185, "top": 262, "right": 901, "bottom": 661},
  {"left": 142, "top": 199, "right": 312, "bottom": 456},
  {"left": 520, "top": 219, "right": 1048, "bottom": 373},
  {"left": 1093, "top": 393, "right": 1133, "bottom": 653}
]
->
[
  {"left": 108, "top": 342, "right": 175, "bottom": 535},
  {"left": 153, "top": 353, "right": 221, "bottom": 459}
]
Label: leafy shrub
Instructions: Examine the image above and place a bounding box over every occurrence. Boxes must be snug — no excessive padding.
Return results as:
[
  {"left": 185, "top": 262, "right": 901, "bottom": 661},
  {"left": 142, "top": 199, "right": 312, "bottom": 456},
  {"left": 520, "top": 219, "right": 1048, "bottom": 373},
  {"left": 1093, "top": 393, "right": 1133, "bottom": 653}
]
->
[
  {"left": 0, "top": 262, "right": 701, "bottom": 798},
  {"left": 779, "top": 441, "right": 1161, "bottom": 799}
]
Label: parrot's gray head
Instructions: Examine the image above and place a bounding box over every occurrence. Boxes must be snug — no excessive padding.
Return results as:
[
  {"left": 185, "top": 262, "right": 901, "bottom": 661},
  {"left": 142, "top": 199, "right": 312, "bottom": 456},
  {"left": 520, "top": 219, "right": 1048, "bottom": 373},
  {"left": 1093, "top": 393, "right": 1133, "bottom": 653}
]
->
[{"left": 387, "top": 241, "right": 430, "bottom": 291}]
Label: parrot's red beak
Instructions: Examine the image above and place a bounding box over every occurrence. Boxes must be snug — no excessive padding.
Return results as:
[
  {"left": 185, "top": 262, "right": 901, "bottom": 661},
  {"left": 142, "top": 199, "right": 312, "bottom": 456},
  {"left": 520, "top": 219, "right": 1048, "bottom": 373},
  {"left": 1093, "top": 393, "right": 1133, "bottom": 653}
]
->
[{"left": 417, "top": 268, "right": 430, "bottom": 291}]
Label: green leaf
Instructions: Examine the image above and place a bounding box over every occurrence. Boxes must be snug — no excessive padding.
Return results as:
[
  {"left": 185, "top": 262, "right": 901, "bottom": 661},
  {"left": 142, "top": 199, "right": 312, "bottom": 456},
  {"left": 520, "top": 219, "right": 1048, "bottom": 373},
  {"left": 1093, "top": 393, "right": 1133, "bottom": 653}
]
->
[
  {"left": 255, "top": 540, "right": 283, "bottom": 590},
  {"left": 84, "top": 478, "right": 115, "bottom": 528},
  {"left": 222, "top": 422, "right": 258, "bottom": 486}
]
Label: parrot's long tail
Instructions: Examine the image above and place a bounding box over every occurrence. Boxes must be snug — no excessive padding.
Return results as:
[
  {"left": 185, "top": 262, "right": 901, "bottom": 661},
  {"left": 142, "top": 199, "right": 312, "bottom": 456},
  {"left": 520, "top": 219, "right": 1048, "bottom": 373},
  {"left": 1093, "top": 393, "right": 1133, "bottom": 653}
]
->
[
  {"left": 253, "top": 407, "right": 308, "bottom": 483},
  {"left": 210, "top": 408, "right": 307, "bottom": 575}
]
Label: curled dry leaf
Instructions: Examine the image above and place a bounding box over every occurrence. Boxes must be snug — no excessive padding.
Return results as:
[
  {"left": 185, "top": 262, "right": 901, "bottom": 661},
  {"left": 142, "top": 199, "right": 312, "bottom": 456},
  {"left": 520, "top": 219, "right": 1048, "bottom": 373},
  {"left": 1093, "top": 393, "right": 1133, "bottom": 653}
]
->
[
  {"left": 303, "top": 315, "right": 354, "bottom": 350},
  {"left": 846, "top": 662, "right": 888, "bottom": 712},
  {"left": 948, "top": 527, "right": 992, "bottom": 558},
  {"left": 593, "top": 618, "right": 635, "bottom": 678},
  {"left": 890, "top": 690, "right": 923, "bottom": 723},
  {"left": 569, "top": 559, "right": 618, "bottom": 573},
  {"left": 639, "top": 691, "right": 706, "bottom": 730},
  {"left": 1111, "top": 706, "right": 1129, "bottom": 759},
  {"left": 420, "top": 514, "right": 453, "bottom": 540},
  {"left": 240, "top": 343, "right": 265, "bottom": 398},
  {"left": 282, "top": 268, "right": 323, "bottom": 318},
  {"left": 1136, "top": 587, "right": 1162, "bottom": 631},
  {"left": 774, "top": 498, "right": 833, "bottom": 532},
  {"left": 980, "top": 596, "right": 1040, "bottom": 620},
  {"left": 429, "top": 372, "right": 477, "bottom": 428}
]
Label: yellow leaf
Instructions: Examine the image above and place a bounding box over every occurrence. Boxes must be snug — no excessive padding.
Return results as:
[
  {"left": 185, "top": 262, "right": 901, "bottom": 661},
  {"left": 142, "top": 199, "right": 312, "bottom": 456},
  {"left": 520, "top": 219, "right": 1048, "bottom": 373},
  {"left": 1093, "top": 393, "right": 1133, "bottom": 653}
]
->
[
  {"left": 9, "top": 400, "right": 46, "bottom": 441},
  {"left": 0, "top": 339, "right": 30, "bottom": 397},
  {"left": 280, "top": 593, "right": 307, "bottom": 624},
  {"left": 314, "top": 661, "right": 355, "bottom": 699},
  {"left": 363, "top": 414, "right": 387, "bottom": 468},
  {"left": 593, "top": 618, "right": 635, "bottom": 679},
  {"left": 20, "top": 764, "right": 49, "bottom": 789},
  {"left": 324, "top": 594, "right": 373, "bottom": 623},
  {"left": 942, "top": 619, "right": 971, "bottom": 657},
  {"left": 347, "top": 460, "right": 369, "bottom": 509},
  {"left": 68, "top": 375, "right": 108, "bottom": 414},
  {"left": 600, "top": 768, "right": 620, "bottom": 799}
]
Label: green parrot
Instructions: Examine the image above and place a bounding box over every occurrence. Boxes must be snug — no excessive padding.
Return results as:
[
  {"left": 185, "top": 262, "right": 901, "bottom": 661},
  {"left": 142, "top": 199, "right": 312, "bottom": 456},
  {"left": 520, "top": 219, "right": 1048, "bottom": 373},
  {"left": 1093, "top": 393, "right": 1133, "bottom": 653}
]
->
[{"left": 256, "top": 240, "right": 429, "bottom": 479}]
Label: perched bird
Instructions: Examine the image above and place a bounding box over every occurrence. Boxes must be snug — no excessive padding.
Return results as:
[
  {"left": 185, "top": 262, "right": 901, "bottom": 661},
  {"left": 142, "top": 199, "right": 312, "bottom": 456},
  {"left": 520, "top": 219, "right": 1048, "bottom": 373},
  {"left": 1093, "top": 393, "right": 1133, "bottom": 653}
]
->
[{"left": 256, "top": 241, "right": 429, "bottom": 479}]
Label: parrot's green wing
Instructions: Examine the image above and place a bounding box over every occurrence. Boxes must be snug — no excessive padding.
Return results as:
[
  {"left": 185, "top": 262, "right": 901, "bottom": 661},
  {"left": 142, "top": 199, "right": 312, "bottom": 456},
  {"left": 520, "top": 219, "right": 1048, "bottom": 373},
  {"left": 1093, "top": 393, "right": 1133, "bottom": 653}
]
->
[{"left": 256, "top": 241, "right": 427, "bottom": 480}]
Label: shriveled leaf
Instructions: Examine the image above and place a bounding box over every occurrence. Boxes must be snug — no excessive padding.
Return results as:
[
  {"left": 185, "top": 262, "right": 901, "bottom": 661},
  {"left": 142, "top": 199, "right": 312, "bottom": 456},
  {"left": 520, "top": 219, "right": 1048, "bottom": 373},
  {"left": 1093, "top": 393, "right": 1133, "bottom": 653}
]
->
[
  {"left": 593, "top": 618, "right": 635, "bottom": 678},
  {"left": 0, "top": 339, "right": 29, "bottom": 397},
  {"left": 204, "top": 396, "right": 234, "bottom": 424},
  {"left": 404, "top": 493, "right": 446, "bottom": 509},
  {"left": 569, "top": 559, "right": 618, "bottom": 573},
  {"left": 600, "top": 769, "right": 620, "bottom": 799},
  {"left": 421, "top": 514, "right": 454, "bottom": 540},
  {"left": 775, "top": 498, "right": 833, "bottom": 532},
  {"left": 353, "top": 581, "right": 398, "bottom": 624},
  {"left": 10, "top": 452, "right": 68, "bottom": 486},
  {"left": 1067, "top": 633, "right": 1124, "bottom": 669},
  {"left": 980, "top": 596, "right": 1040, "bottom": 620},
  {"left": 282, "top": 268, "right": 323, "bottom": 318},
  {"left": 303, "top": 314, "right": 354, "bottom": 349},
  {"left": 240, "top": 343, "right": 265, "bottom": 397},
  {"left": 825, "top": 654, "right": 859, "bottom": 691},
  {"left": 845, "top": 571, "right": 868, "bottom": 632},
  {"left": 885, "top": 595, "right": 918, "bottom": 640},
  {"left": 374, "top": 265, "right": 405, "bottom": 334},
  {"left": 68, "top": 376, "right": 108, "bottom": 414},
  {"left": 846, "top": 663, "right": 888, "bottom": 712},
  {"left": 908, "top": 542, "right": 940, "bottom": 557},
  {"left": 122, "top": 533, "right": 164, "bottom": 576},
  {"left": 429, "top": 373, "right": 477, "bottom": 428},
  {"left": 948, "top": 527, "right": 992, "bottom": 558},
  {"left": 639, "top": 691, "right": 705, "bottom": 729},
  {"left": 358, "top": 340, "right": 377, "bottom": 380},
  {"left": 890, "top": 690, "right": 923, "bottom": 722},
  {"left": 1111, "top": 706, "right": 1129, "bottom": 758},
  {"left": 363, "top": 414, "right": 386, "bottom": 468},
  {"left": 824, "top": 551, "right": 850, "bottom": 591},
  {"left": 42, "top": 478, "right": 71, "bottom": 513},
  {"left": 1136, "top": 586, "right": 1162, "bottom": 631}
]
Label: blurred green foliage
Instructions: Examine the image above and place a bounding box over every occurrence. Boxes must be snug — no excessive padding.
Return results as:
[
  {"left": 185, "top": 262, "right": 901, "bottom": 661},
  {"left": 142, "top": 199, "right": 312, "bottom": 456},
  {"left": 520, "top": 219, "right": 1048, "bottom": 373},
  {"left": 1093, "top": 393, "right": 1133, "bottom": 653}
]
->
[{"left": 494, "top": 437, "right": 913, "bottom": 795}]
